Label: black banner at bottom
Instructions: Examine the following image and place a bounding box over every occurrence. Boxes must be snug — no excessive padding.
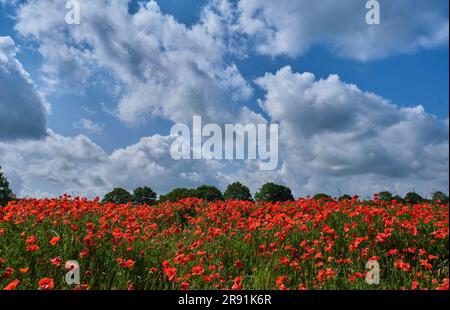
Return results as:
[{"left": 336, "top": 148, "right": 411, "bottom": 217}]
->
[{"left": 1, "top": 290, "right": 449, "bottom": 308}]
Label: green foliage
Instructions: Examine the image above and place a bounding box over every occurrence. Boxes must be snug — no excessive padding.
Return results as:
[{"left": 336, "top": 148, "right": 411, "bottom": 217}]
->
[
  {"left": 254, "top": 182, "right": 294, "bottom": 203},
  {"left": 0, "top": 166, "right": 14, "bottom": 207},
  {"left": 432, "top": 191, "right": 449, "bottom": 204},
  {"left": 159, "top": 188, "right": 197, "bottom": 202},
  {"left": 338, "top": 194, "right": 352, "bottom": 201},
  {"left": 404, "top": 192, "right": 424, "bottom": 205},
  {"left": 377, "top": 191, "right": 393, "bottom": 202},
  {"left": 313, "top": 193, "right": 331, "bottom": 201},
  {"left": 102, "top": 188, "right": 133, "bottom": 204},
  {"left": 195, "top": 185, "right": 224, "bottom": 201},
  {"left": 224, "top": 182, "right": 253, "bottom": 201},
  {"left": 132, "top": 186, "right": 157, "bottom": 206},
  {"left": 160, "top": 186, "right": 224, "bottom": 202}
]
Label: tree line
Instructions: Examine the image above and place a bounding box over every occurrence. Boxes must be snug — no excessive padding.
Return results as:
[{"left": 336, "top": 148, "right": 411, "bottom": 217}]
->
[
  {"left": 100, "top": 185, "right": 449, "bottom": 206},
  {"left": 0, "top": 166, "right": 448, "bottom": 206}
]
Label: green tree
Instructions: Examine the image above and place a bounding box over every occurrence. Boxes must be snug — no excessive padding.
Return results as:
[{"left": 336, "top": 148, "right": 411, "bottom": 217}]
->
[
  {"left": 132, "top": 186, "right": 157, "bottom": 205},
  {"left": 255, "top": 183, "right": 294, "bottom": 203},
  {"left": 338, "top": 194, "right": 352, "bottom": 201},
  {"left": 103, "top": 188, "right": 133, "bottom": 204},
  {"left": 404, "top": 192, "right": 424, "bottom": 205},
  {"left": 195, "top": 185, "right": 224, "bottom": 201},
  {"left": 377, "top": 191, "right": 393, "bottom": 202},
  {"left": 224, "top": 182, "right": 253, "bottom": 201},
  {"left": 432, "top": 191, "right": 449, "bottom": 204},
  {"left": 159, "top": 188, "right": 197, "bottom": 202},
  {"left": 0, "top": 166, "right": 14, "bottom": 207},
  {"left": 313, "top": 193, "right": 331, "bottom": 201}
]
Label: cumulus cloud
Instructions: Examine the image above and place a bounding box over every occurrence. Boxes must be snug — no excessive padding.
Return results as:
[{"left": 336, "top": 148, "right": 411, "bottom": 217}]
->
[
  {"left": 0, "top": 1, "right": 447, "bottom": 198},
  {"left": 0, "top": 36, "right": 49, "bottom": 140},
  {"left": 0, "top": 130, "right": 107, "bottom": 197},
  {"left": 0, "top": 65, "right": 448, "bottom": 198},
  {"left": 74, "top": 118, "right": 105, "bottom": 135},
  {"left": 14, "top": 0, "right": 252, "bottom": 125},
  {"left": 1, "top": 64, "right": 448, "bottom": 199},
  {"left": 254, "top": 66, "right": 449, "bottom": 196},
  {"left": 0, "top": 131, "right": 221, "bottom": 198},
  {"left": 234, "top": 0, "right": 449, "bottom": 60}
]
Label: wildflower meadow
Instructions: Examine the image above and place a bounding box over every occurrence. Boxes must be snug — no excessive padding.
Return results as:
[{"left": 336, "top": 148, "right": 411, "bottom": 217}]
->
[{"left": 0, "top": 196, "right": 448, "bottom": 290}]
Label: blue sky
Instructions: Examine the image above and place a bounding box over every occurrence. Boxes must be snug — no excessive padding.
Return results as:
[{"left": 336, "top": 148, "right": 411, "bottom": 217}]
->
[{"left": 0, "top": 0, "right": 448, "bottom": 198}]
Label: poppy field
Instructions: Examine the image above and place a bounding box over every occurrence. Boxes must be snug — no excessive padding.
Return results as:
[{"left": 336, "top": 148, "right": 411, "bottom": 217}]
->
[{"left": 0, "top": 196, "right": 448, "bottom": 290}]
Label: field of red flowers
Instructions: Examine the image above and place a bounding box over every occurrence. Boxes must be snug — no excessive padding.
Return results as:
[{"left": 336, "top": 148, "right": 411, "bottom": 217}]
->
[{"left": 0, "top": 196, "right": 448, "bottom": 290}]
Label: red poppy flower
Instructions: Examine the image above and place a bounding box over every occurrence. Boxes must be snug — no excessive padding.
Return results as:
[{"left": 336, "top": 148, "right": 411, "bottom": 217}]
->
[
  {"left": 50, "top": 257, "right": 62, "bottom": 268},
  {"left": 19, "top": 267, "right": 29, "bottom": 274},
  {"left": 232, "top": 276, "right": 242, "bottom": 290},
  {"left": 279, "top": 256, "right": 290, "bottom": 265},
  {"left": 276, "top": 275, "right": 287, "bottom": 289},
  {"left": 79, "top": 248, "right": 89, "bottom": 258},
  {"left": 26, "top": 244, "right": 40, "bottom": 252},
  {"left": 436, "top": 278, "right": 449, "bottom": 290},
  {"left": 191, "top": 265, "right": 205, "bottom": 275},
  {"left": 25, "top": 235, "right": 38, "bottom": 244},
  {"left": 181, "top": 282, "right": 190, "bottom": 290},
  {"left": 4, "top": 279, "right": 20, "bottom": 290},
  {"left": 2, "top": 267, "right": 14, "bottom": 279},
  {"left": 387, "top": 249, "right": 399, "bottom": 256},
  {"left": 49, "top": 236, "right": 60, "bottom": 246},
  {"left": 203, "top": 275, "right": 212, "bottom": 282},
  {"left": 163, "top": 267, "right": 177, "bottom": 282},
  {"left": 395, "top": 260, "right": 411, "bottom": 272},
  {"left": 420, "top": 259, "right": 432, "bottom": 271},
  {"left": 119, "top": 259, "right": 135, "bottom": 268},
  {"left": 38, "top": 278, "right": 54, "bottom": 290}
]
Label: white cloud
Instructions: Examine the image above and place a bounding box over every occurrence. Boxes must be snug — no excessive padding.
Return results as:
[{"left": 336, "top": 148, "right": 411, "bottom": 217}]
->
[
  {"left": 1, "top": 1, "right": 447, "bottom": 199},
  {"left": 0, "top": 36, "right": 49, "bottom": 140},
  {"left": 1, "top": 68, "right": 448, "bottom": 198},
  {"left": 0, "top": 131, "right": 220, "bottom": 198},
  {"left": 74, "top": 118, "right": 104, "bottom": 134},
  {"left": 14, "top": 0, "right": 252, "bottom": 125},
  {"left": 253, "top": 66, "right": 449, "bottom": 196},
  {"left": 82, "top": 105, "right": 95, "bottom": 115},
  {"left": 0, "top": 0, "right": 18, "bottom": 7},
  {"left": 0, "top": 64, "right": 448, "bottom": 198},
  {"left": 234, "top": 0, "right": 449, "bottom": 60},
  {"left": 0, "top": 130, "right": 108, "bottom": 197}
]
